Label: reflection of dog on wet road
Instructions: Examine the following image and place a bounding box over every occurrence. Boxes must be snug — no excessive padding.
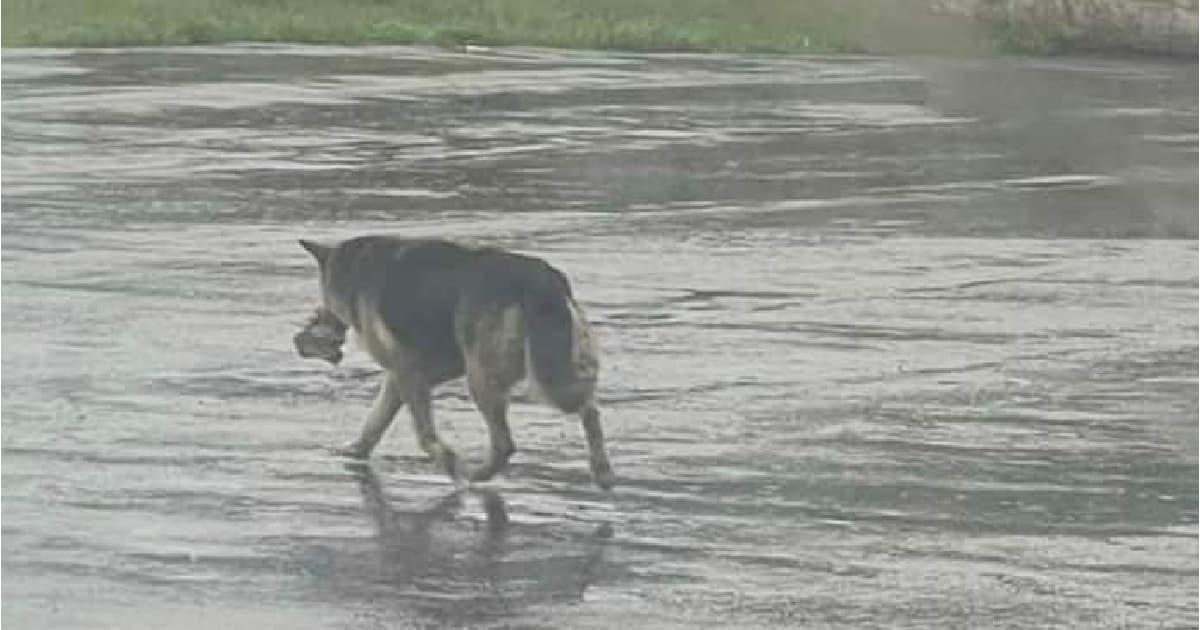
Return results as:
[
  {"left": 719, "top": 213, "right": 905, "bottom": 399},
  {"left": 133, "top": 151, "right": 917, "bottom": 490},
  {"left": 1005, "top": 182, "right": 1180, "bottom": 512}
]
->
[
  {"left": 348, "top": 463, "right": 613, "bottom": 607},
  {"left": 296, "top": 236, "right": 614, "bottom": 489}
]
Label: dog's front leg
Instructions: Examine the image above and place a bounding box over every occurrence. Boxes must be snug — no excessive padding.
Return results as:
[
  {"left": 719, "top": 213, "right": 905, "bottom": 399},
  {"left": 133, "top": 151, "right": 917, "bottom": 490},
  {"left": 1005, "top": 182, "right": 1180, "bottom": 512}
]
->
[
  {"left": 402, "top": 381, "right": 463, "bottom": 484},
  {"left": 334, "top": 375, "right": 404, "bottom": 459}
]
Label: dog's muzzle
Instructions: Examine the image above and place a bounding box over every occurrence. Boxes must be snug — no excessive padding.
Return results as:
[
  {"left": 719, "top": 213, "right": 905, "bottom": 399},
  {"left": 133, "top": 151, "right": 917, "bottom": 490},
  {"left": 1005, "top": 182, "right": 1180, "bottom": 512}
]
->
[{"left": 294, "top": 320, "right": 346, "bottom": 365}]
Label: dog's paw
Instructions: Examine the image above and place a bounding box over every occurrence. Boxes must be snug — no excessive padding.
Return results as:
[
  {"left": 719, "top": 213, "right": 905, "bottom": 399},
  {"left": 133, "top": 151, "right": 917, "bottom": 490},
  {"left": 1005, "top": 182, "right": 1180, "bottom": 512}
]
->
[
  {"left": 331, "top": 442, "right": 370, "bottom": 460},
  {"left": 468, "top": 459, "right": 509, "bottom": 484},
  {"left": 592, "top": 469, "right": 616, "bottom": 492},
  {"left": 442, "top": 450, "right": 463, "bottom": 480}
]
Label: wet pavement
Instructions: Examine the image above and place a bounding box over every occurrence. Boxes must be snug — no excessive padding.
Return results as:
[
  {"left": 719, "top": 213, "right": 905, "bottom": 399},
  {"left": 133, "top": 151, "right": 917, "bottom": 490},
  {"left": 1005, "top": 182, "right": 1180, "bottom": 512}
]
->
[{"left": 2, "top": 45, "right": 1197, "bottom": 628}]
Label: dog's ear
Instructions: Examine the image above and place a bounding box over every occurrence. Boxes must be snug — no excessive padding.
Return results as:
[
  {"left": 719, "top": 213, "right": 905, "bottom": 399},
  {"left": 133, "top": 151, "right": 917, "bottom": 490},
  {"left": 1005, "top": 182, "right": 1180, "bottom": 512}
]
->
[{"left": 298, "top": 239, "right": 332, "bottom": 265}]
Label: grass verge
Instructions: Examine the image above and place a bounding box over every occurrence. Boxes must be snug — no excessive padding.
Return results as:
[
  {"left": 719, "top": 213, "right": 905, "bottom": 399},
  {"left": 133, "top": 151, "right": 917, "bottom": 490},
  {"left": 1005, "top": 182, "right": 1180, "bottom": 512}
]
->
[
  {"left": 3, "top": 0, "right": 874, "bottom": 52},
  {"left": 10, "top": 0, "right": 1182, "bottom": 56}
]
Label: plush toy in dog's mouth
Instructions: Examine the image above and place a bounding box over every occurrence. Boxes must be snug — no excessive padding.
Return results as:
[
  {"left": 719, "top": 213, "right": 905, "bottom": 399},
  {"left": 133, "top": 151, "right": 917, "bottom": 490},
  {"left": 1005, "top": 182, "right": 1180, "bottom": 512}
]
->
[{"left": 294, "top": 308, "right": 347, "bottom": 365}]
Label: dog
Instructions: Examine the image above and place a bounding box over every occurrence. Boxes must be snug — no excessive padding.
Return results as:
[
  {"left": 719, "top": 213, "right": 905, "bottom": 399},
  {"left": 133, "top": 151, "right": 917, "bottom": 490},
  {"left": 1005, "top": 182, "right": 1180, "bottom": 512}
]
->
[{"left": 296, "top": 236, "right": 614, "bottom": 490}]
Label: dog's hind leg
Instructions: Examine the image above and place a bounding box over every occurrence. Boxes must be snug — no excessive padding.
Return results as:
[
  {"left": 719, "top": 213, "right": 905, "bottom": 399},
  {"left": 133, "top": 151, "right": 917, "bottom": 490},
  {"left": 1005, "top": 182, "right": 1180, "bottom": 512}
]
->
[
  {"left": 404, "top": 381, "right": 462, "bottom": 483},
  {"left": 579, "top": 401, "right": 615, "bottom": 490},
  {"left": 335, "top": 375, "right": 404, "bottom": 459},
  {"left": 461, "top": 304, "right": 525, "bottom": 483}
]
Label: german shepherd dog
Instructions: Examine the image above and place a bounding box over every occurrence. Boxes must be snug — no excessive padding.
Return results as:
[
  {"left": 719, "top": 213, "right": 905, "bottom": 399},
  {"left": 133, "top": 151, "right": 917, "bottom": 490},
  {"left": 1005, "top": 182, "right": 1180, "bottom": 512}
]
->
[{"left": 296, "top": 236, "right": 614, "bottom": 490}]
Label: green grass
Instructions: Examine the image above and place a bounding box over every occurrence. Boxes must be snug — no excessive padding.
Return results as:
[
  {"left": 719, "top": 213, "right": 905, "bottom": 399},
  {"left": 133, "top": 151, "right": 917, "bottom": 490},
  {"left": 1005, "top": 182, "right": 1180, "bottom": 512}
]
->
[
  {"left": 2, "top": 0, "right": 972, "bottom": 53},
  {"left": 980, "top": 1, "right": 1195, "bottom": 56},
  {"left": 5, "top": 0, "right": 1188, "bottom": 55}
]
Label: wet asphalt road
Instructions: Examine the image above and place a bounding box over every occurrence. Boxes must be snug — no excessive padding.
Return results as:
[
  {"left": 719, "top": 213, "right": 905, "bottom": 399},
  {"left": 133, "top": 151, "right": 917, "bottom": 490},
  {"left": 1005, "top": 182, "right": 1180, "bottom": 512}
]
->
[{"left": 2, "top": 46, "right": 1197, "bottom": 628}]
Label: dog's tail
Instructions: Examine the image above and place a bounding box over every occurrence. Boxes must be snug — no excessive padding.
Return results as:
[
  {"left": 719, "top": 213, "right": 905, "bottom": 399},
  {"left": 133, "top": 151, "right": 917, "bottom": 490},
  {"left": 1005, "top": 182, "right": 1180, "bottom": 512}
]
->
[{"left": 522, "top": 266, "right": 598, "bottom": 413}]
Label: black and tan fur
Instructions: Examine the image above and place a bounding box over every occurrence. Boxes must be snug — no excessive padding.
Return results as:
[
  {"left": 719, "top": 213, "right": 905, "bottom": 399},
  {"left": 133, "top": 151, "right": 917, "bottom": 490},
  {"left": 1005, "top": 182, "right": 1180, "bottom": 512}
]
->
[{"left": 298, "top": 236, "right": 613, "bottom": 489}]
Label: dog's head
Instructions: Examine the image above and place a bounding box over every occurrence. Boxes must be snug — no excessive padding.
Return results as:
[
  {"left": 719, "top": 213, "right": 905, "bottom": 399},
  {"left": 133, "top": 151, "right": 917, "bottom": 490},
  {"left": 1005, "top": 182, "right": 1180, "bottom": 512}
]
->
[
  {"left": 294, "top": 307, "right": 347, "bottom": 365},
  {"left": 296, "top": 239, "right": 346, "bottom": 365}
]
